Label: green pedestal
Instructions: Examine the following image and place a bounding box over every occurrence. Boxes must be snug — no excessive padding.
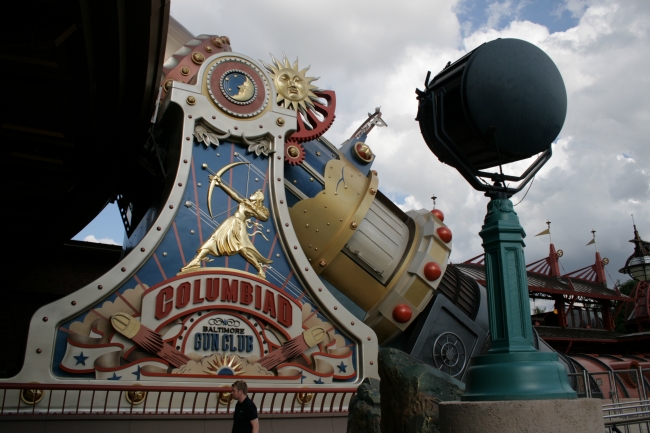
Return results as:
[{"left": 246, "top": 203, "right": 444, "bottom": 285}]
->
[{"left": 462, "top": 196, "right": 577, "bottom": 401}]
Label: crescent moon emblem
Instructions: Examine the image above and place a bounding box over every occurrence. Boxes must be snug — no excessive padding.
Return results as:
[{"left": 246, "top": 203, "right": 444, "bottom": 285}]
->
[{"left": 232, "top": 76, "right": 255, "bottom": 102}]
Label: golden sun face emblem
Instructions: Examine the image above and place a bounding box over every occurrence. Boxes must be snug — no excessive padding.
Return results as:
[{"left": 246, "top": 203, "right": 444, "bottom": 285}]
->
[
  {"left": 262, "top": 55, "right": 320, "bottom": 113},
  {"left": 203, "top": 354, "right": 245, "bottom": 376}
]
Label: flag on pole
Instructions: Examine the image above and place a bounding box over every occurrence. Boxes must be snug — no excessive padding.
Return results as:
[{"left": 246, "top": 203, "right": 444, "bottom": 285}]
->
[
  {"left": 586, "top": 238, "right": 595, "bottom": 246},
  {"left": 535, "top": 229, "right": 550, "bottom": 237}
]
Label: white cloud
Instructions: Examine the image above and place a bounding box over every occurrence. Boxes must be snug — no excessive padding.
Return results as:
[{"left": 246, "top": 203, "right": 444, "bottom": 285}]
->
[{"left": 83, "top": 235, "right": 120, "bottom": 246}]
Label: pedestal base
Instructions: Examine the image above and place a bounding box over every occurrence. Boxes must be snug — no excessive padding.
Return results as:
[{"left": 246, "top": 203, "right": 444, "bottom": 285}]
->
[
  {"left": 439, "top": 398, "right": 604, "bottom": 433},
  {"left": 462, "top": 352, "right": 577, "bottom": 401}
]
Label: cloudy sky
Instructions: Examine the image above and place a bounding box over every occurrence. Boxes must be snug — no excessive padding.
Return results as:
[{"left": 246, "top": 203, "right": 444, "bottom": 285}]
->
[{"left": 76, "top": 0, "right": 649, "bottom": 287}]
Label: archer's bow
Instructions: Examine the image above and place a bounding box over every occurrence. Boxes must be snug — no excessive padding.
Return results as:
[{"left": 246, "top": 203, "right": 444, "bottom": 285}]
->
[{"left": 207, "top": 161, "right": 248, "bottom": 219}]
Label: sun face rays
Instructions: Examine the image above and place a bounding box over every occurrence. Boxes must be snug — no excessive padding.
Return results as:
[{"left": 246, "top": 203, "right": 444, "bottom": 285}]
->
[
  {"left": 262, "top": 54, "right": 321, "bottom": 113},
  {"left": 203, "top": 353, "right": 245, "bottom": 376}
]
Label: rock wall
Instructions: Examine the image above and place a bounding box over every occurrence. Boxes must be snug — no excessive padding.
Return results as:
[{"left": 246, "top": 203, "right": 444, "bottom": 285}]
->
[
  {"left": 347, "top": 377, "right": 381, "bottom": 433},
  {"left": 378, "top": 348, "right": 465, "bottom": 433}
]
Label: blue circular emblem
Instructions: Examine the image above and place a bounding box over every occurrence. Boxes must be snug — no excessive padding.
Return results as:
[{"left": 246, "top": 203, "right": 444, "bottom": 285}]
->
[{"left": 220, "top": 70, "right": 258, "bottom": 105}]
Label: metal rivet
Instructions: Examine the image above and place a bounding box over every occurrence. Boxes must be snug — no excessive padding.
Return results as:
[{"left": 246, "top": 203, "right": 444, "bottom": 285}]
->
[
  {"left": 186, "top": 137, "right": 191, "bottom": 141},
  {"left": 157, "top": 227, "right": 162, "bottom": 231},
  {"left": 305, "top": 267, "right": 309, "bottom": 271},
  {"left": 367, "top": 336, "right": 371, "bottom": 340},
  {"left": 277, "top": 117, "right": 285, "bottom": 126},
  {"left": 293, "top": 180, "right": 297, "bottom": 184},
  {"left": 98, "top": 285, "right": 103, "bottom": 290},
  {"left": 205, "top": 45, "right": 213, "bottom": 53},
  {"left": 36, "top": 349, "right": 42, "bottom": 354},
  {"left": 305, "top": 224, "right": 309, "bottom": 228},
  {"left": 276, "top": 254, "right": 281, "bottom": 258},
  {"left": 163, "top": 252, "right": 168, "bottom": 257},
  {"left": 351, "top": 321, "right": 354, "bottom": 325},
  {"left": 278, "top": 135, "right": 282, "bottom": 139},
  {"left": 318, "top": 288, "right": 322, "bottom": 292},
  {"left": 163, "top": 79, "right": 173, "bottom": 92},
  {"left": 316, "top": 229, "right": 319, "bottom": 232},
  {"left": 294, "top": 246, "right": 298, "bottom": 249},
  {"left": 319, "top": 260, "right": 327, "bottom": 267},
  {"left": 316, "top": 151, "right": 321, "bottom": 156},
  {"left": 169, "top": 205, "right": 174, "bottom": 209},
  {"left": 140, "top": 247, "right": 145, "bottom": 252},
  {"left": 280, "top": 200, "right": 284, "bottom": 204},
  {"left": 43, "top": 317, "right": 48, "bottom": 322},
  {"left": 334, "top": 306, "right": 338, "bottom": 310},
  {"left": 370, "top": 361, "right": 374, "bottom": 365},
  {"left": 180, "top": 67, "right": 190, "bottom": 76},
  {"left": 191, "top": 230, "right": 195, "bottom": 234},
  {"left": 188, "top": 115, "right": 192, "bottom": 119},
  {"left": 191, "top": 52, "right": 205, "bottom": 64},
  {"left": 186, "top": 96, "right": 196, "bottom": 105},
  {"left": 259, "top": 125, "right": 263, "bottom": 128},
  {"left": 303, "top": 209, "right": 307, "bottom": 213},
  {"left": 277, "top": 178, "right": 281, "bottom": 181},
  {"left": 234, "top": 126, "right": 238, "bottom": 130},
  {"left": 350, "top": 221, "right": 358, "bottom": 229},
  {"left": 212, "top": 116, "right": 216, "bottom": 119},
  {"left": 369, "top": 188, "right": 376, "bottom": 195},
  {"left": 178, "top": 182, "right": 183, "bottom": 186},
  {"left": 198, "top": 183, "right": 202, "bottom": 186},
  {"left": 71, "top": 301, "right": 77, "bottom": 306},
  {"left": 183, "top": 159, "right": 188, "bottom": 163},
  {"left": 121, "top": 267, "right": 126, "bottom": 272},
  {"left": 285, "top": 223, "right": 289, "bottom": 227},
  {"left": 277, "top": 156, "right": 281, "bottom": 160},
  {"left": 310, "top": 178, "right": 314, "bottom": 182}
]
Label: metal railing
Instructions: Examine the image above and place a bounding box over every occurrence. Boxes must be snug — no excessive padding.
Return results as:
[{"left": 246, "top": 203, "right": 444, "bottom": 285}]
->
[
  {"left": 0, "top": 383, "right": 356, "bottom": 418},
  {"left": 569, "top": 367, "right": 650, "bottom": 432},
  {"left": 602, "top": 400, "right": 650, "bottom": 433}
]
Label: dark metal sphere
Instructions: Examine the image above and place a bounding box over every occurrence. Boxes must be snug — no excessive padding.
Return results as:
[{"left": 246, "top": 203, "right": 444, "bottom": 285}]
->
[{"left": 462, "top": 38, "right": 567, "bottom": 159}]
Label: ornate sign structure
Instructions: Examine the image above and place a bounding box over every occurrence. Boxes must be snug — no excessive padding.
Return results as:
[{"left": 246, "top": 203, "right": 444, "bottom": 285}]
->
[{"left": 13, "top": 34, "right": 453, "bottom": 390}]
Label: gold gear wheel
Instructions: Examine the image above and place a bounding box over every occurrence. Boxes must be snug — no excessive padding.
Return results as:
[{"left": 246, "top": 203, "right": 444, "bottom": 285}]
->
[{"left": 285, "top": 143, "right": 306, "bottom": 166}]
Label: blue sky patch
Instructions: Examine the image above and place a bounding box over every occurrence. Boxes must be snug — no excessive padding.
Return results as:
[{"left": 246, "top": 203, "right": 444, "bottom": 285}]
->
[{"left": 456, "top": 0, "right": 580, "bottom": 34}]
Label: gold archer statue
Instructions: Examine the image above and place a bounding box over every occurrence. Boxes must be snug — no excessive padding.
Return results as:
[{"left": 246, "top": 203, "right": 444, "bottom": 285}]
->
[{"left": 181, "top": 162, "right": 273, "bottom": 278}]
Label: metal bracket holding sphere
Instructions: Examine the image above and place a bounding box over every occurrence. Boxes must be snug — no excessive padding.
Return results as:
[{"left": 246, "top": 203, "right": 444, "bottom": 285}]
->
[{"left": 416, "top": 39, "right": 567, "bottom": 197}]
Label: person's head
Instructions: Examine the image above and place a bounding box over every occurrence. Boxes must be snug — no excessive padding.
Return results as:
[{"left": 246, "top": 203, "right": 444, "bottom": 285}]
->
[
  {"left": 249, "top": 190, "right": 264, "bottom": 204},
  {"left": 231, "top": 380, "right": 248, "bottom": 401}
]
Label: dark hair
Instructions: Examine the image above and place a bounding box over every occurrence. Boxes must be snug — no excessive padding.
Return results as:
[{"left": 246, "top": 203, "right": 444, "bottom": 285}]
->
[{"left": 232, "top": 380, "right": 248, "bottom": 395}]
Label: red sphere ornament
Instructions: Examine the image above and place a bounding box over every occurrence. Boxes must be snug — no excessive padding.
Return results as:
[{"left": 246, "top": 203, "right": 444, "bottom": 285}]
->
[
  {"left": 431, "top": 208, "right": 444, "bottom": 222},
  {"left": 392, "top": 304, "right": 412, "bottom": 323},
  {"left": 423, "top": 261, "right": 442, "bottom": 281},
  {"left": 437, "top": 226, "right": 452, "bottom": 243}
]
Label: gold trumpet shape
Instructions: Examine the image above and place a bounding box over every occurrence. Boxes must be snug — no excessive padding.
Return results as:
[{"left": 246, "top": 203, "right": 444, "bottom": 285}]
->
[{"left": 111, "top": 312, "right": 141, "bottom": 339}]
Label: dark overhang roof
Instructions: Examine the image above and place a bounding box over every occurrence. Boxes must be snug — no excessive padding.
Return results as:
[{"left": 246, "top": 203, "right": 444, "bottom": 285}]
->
[
  {"left": 454, "top": 263, "right": 632, "bottom": 302},
  {"left": 534, "top": 325, "right": 624, "bottom": 341}
]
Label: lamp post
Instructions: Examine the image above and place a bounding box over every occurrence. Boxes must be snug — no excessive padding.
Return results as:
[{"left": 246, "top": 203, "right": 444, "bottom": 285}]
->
[
  {"left": 417, "top": 38, "right": 576, "bottom": 400},
  {"left": 619, "top": 219, "right": 650, "bottom": 282}
]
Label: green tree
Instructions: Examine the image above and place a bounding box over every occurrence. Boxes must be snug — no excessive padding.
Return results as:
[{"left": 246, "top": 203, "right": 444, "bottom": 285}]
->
[{"left": 532, "top": 305, "right": 546, "bottom": 315}]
